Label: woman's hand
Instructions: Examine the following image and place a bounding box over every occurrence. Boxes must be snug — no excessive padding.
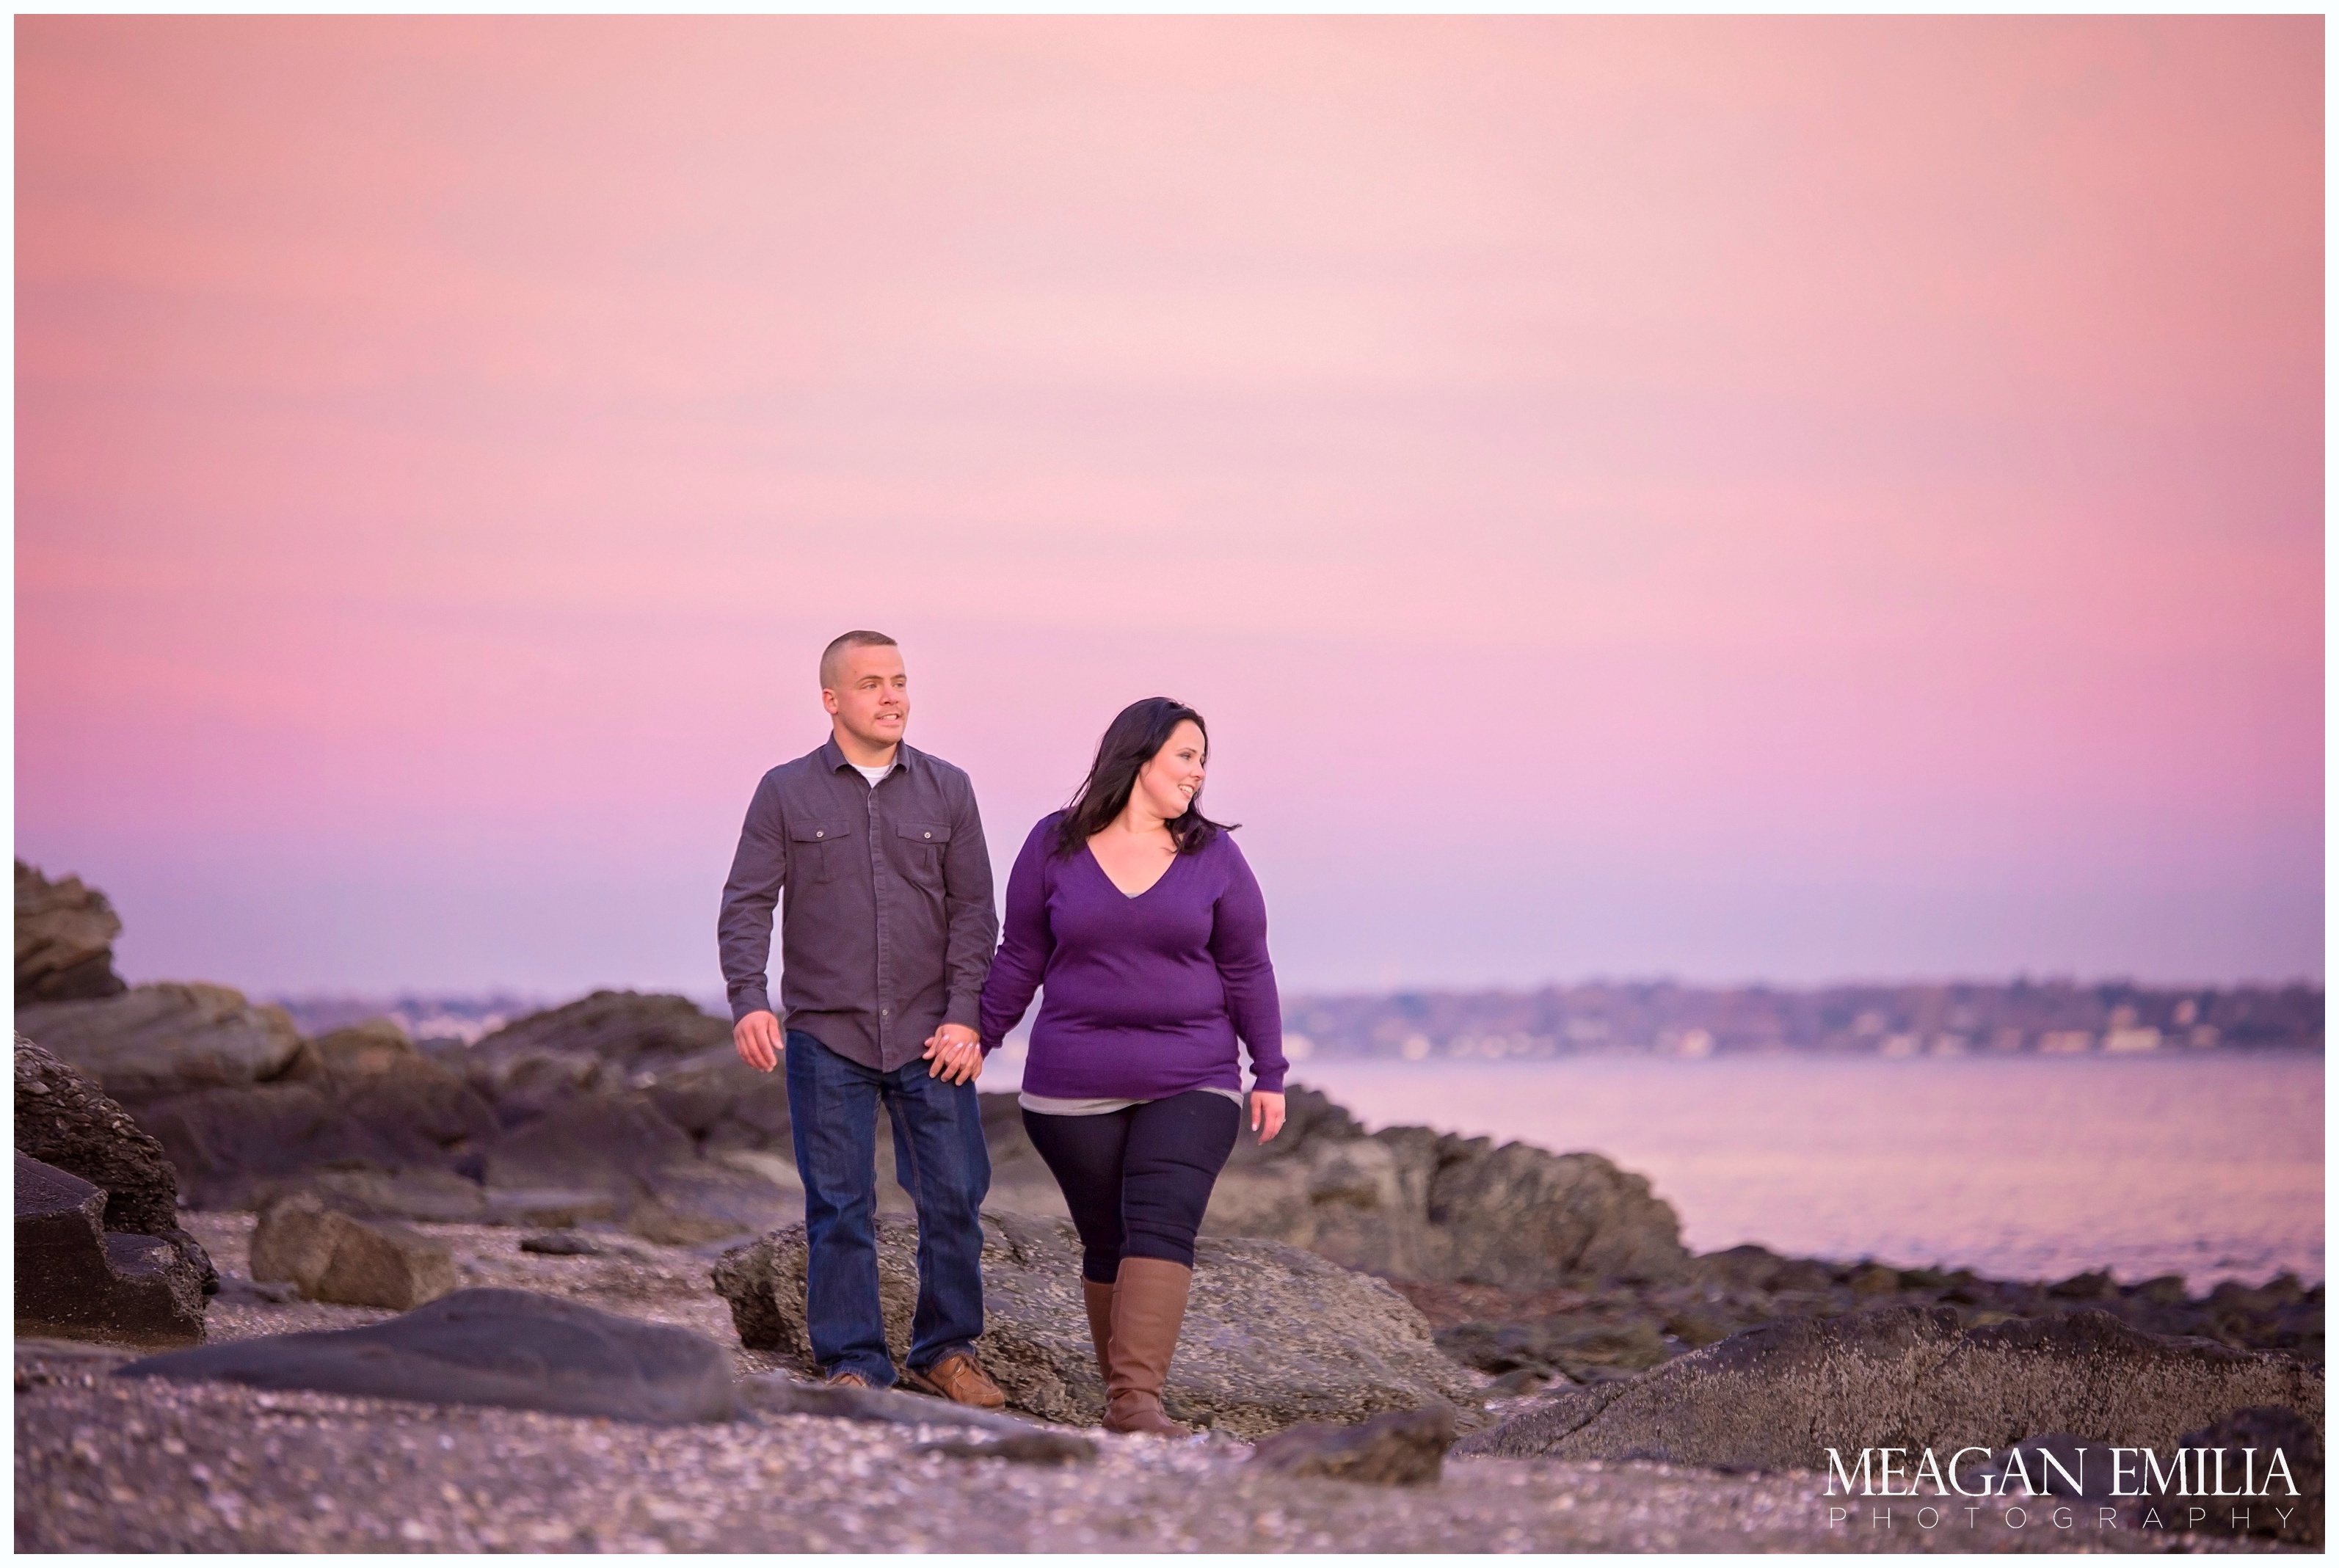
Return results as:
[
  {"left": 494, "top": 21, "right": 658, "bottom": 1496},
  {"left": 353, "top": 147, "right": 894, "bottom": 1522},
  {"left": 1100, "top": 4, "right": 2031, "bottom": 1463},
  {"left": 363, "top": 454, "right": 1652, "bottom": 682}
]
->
[
  {"left": 1249, "top": 1090, "right": 1286, "bottom": 1143},
  {"left": 923, "top": 1024, "right": 985, "bottom": 1085}
]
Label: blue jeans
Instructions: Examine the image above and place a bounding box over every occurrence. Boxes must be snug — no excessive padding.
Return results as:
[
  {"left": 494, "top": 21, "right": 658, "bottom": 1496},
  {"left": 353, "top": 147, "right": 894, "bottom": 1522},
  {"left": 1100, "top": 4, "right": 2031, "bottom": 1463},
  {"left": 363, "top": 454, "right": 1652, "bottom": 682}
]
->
[{"left": 784, "top": 1029, "right": 989, "bottom": 1386}]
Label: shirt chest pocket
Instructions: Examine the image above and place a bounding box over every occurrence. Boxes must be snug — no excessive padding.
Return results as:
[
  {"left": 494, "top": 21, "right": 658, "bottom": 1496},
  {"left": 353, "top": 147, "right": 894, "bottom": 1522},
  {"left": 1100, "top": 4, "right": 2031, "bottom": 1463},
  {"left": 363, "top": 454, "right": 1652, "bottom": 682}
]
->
[
  {"left": 895, "top": 821, "right": 950, "bottom": 890},
  {"left": 791, "top": 822, "right": 853, "bottom": 883}
]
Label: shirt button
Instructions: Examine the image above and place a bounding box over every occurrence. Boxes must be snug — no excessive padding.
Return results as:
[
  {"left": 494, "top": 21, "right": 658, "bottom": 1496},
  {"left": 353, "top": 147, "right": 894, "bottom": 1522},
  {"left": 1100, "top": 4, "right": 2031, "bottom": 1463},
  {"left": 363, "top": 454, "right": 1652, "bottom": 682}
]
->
[
  {"left": 881, "top": 1008, "right": 890, "bottom": 1017},
  {"left": 815, "top": 830, "right": 824, "bottom": 838},
  {"left": 923, "top": 831, "right": 931, "bottom": 839}
]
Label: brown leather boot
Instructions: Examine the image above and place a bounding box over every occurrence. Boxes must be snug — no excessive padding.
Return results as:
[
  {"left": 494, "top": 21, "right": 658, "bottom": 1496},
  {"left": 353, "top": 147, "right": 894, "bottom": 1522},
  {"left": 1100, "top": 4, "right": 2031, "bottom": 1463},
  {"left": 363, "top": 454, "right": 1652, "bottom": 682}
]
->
[
  {"left": 1104, "top": 1256, "right": 1193, "bottom": 1437},
  {"left": 1082, "top": 1277, "right": 1118, "bottom": 1385},
  {"left": 900, "top": 1351, "right": 1006, "bottom": 1410}
]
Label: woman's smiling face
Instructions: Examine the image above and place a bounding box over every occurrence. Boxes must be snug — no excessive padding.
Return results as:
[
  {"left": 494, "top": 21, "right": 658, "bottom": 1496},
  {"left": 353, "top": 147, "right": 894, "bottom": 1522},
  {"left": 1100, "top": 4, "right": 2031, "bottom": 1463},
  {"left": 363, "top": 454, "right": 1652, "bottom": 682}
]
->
[{"left": 1133, "top": 719, "right": 1207, "bottom": 823}]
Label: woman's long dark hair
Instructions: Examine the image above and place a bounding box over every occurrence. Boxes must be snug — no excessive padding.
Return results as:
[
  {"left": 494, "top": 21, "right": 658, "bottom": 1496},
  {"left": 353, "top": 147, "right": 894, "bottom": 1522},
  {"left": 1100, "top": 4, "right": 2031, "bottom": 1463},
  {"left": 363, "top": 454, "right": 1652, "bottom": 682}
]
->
[{"left": 1052, "top": 697, "right": 1234, "bottom": 858}]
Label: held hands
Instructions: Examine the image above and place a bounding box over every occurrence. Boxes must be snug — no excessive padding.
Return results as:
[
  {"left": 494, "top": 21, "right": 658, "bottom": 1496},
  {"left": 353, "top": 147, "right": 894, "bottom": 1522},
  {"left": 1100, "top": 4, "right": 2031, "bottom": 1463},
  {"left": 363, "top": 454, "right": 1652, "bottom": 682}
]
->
[
  {"left": 733, "top": 1010, "right": 783, "bottom": 1073},
  {"left": 735, "top": 1012, "right": 983, "bottom": 1084},
  {"left": 923, "top": 1023, "right": 984, "bottom": 1085},
  {"left": 1250, "top": 1090, "right": 1286, "bottom": 1142}
]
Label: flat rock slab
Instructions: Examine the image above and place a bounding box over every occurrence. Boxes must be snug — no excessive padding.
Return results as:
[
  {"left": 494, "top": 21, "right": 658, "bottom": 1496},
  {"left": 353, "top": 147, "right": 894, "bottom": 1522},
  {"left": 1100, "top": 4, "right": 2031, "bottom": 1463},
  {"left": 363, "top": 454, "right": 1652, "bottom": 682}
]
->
[
  {"left": 15, "top": 1152, "right": 206, "bottom": 1346},
  {"left": 714, "top": 1209, "right": 1483, "bottom": 1440},
  {"left": 1455, "top": 1305, "right": 2327, "bottom": 1472},
  {"left": 17, "top": 982, "right": 303, "bottom": 1098},
  {"left": 116, "top": 1286, "right": 737, "bottom": 1423}
]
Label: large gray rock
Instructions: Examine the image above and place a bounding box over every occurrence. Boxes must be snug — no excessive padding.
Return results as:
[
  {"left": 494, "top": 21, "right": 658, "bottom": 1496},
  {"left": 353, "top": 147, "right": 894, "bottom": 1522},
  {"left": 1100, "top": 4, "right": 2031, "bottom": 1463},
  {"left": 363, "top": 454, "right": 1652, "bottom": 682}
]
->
[
  {"left": 444, "top": 994, "right": 743, "bottom": 1142},
  {"left": 131, "top": 1081, "right": 468, "bottom": 1211},
  {"left": 461, "top": 1044, "right": 616, "bottom": 1126},
  {"left": 1202, "top": 1086, "right": 1690, "bottom": 1288},
  {"left": 128, "top": 1024, "right": 498, "bottom": 1213},
  {"left": 1430, "top": 1137, "right": 1691, "bottom": 1286},
  {"left": 482, "top": 1090, "right": 694, "bottom": 1197},
  {"left": 633, "top": 1043, "right": 793, "bottom": 1153},
  {"left": 117, "top": 1287, "right": 736, "bottom": 1422},
  {"left": 250, "top": 1192, "right": 459, "bottom": 1310},
  {"left": 15, "top": 1152, "right": 205, "bottom": 1346},
  {"left": 15, "top": 860, "right": 126, "bottom": 1004},
  {"left": 127, "top": 1083, "right": 365, "bottom": 1208},
  {"left": 470, "top": 989, "right": 733, "bottom": 1067},
  {"left": 16, "top": 982, "right": 304, "bottom": 1099},
  {"left": 134, "top": 1073, "right": 787, "bottom": 1239},
  {"left": 14, "top": 1036, "right": 215, "bottom": 1292},
  {"left": 476, "top": 1089, "right": 788, "bottom": 1243},
  {"left": 295, "top": 1024, "right": 499, "bottom": 1167},
  {"left": 1455, "top": 1306, "right": 2326, "bottom": 1472},
  {"left": 712, "top": 1210, "right": 1483, "bottom": 1439},
  {"left": 614, "top": 1162, "right": 796, "bottom": 1245}
]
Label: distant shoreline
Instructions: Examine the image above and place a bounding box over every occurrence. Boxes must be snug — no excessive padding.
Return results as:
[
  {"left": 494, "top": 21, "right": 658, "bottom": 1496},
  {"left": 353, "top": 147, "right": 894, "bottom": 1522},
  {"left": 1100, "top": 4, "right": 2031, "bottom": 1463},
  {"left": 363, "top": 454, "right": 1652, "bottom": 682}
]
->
[{"left": 265, "top": 979, "right": 2324, "bottom": 1061}]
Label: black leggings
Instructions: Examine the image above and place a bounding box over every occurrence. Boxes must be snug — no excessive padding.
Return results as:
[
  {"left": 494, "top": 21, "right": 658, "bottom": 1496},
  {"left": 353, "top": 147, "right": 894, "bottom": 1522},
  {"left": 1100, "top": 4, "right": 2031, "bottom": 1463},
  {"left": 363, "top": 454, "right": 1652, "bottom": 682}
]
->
[{"left": 1022, "top": 1092, "right": 1243, "bottom": 1283}]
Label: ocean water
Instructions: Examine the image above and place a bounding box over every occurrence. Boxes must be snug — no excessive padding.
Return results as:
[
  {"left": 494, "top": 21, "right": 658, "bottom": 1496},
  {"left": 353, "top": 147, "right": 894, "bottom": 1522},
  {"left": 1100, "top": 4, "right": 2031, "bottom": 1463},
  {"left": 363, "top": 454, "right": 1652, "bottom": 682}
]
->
[{"left": 1255, "top": 1051, "right": 2322, "bottom": 1288}]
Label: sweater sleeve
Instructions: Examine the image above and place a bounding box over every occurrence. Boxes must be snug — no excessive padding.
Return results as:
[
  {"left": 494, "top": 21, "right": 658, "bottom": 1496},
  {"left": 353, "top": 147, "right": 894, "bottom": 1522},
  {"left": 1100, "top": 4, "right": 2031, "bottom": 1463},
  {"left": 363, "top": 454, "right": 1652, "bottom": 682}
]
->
[
  {"left": 1207, "top": 835, "right": 1287, "bottom": 1094},
  {"left": 978, "top": 815, "right": 1058, "bottom": 1053}
]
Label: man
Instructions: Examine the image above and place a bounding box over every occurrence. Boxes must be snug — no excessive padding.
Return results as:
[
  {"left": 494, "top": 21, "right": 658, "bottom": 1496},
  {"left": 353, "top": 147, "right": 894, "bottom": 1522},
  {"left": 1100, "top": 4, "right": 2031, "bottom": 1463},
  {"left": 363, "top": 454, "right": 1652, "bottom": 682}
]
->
[{"left": 719, "top": 630, "right": 1004, "bottom": 1407}]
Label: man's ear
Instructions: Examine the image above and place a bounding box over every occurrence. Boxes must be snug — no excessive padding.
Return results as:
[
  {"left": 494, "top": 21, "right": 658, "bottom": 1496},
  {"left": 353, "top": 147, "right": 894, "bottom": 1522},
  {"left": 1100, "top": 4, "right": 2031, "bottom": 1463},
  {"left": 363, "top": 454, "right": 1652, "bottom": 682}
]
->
[{"left": 821, "top": 689, "right": 841, "bottom": 715}]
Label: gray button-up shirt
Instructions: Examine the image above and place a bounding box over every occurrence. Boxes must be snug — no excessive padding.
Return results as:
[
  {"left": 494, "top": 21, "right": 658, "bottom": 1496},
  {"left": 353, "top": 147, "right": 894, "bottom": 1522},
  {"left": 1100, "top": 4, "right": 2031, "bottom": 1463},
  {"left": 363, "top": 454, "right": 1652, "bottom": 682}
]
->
[{"left": 719, "top": 736, "right": 998, "bottom": 1073}]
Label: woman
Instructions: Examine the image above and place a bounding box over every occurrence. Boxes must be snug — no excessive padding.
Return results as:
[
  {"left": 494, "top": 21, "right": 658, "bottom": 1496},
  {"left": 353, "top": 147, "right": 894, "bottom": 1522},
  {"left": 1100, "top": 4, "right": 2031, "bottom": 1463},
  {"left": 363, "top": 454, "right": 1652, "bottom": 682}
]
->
[{"left": 978, "top": 697, "right": 1287, "bottom": 1437}]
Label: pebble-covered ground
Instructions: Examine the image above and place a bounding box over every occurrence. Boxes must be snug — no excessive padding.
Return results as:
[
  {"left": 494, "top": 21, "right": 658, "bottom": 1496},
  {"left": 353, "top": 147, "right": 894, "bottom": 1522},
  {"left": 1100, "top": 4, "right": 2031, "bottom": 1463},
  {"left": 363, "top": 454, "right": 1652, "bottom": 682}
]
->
[{"left": 12, "top": 1214, "right": 2291, "bottom": 1554}]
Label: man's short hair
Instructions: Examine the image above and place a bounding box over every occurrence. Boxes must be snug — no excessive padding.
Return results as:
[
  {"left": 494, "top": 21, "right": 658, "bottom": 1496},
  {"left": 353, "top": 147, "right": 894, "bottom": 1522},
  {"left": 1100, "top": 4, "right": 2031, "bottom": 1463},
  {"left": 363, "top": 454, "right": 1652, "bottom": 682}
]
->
[{"left": 820, "top": 630, "right": 899, "bottom": 690}]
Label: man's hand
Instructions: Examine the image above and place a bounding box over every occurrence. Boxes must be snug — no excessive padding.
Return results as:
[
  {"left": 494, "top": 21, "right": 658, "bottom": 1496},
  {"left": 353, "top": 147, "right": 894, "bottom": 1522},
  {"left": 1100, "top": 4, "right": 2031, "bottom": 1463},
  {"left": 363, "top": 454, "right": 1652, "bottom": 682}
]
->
[
  {"left": 735, "top": 1010, "right": 783, "bottom": 1073},
  {"left": 1250, "top": 1090, "right": 1286, "bottom": 1142},
  {"left": 923, "top": 1023, "right": 984, "bottom": 1085}
]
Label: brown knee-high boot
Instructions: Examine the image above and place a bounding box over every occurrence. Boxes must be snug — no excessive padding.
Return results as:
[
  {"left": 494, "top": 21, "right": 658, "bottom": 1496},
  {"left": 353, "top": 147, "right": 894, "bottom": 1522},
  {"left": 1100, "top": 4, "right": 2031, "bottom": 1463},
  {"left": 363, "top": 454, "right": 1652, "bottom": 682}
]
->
[
  {"left": 1105, "top": 1256, "right": 1193, "bottom": 1437},
  {"left": 1082, "top": 1277, "right": 1117, "bottom": 1385}
]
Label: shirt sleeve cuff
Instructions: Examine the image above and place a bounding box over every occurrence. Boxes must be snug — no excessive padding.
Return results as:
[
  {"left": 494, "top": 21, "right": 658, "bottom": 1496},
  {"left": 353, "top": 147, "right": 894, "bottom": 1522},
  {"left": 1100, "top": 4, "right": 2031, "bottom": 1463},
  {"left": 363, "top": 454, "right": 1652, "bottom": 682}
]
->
[
  {"left": 1250, "top": 1068, "right": 1287, "bottom": 1095},
  {"left": 945, "top": 994, "right": 983, "bottom": 1032},
  {"left": 730, "top": 988, "right": 773, "bottom": 1024}
]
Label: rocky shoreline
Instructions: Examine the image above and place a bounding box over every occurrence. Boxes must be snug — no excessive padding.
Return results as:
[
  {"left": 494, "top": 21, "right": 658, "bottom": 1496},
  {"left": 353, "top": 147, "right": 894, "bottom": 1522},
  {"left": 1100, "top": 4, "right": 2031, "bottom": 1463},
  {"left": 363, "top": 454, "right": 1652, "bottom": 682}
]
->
[
  {"left": 12, "top": 1213, "right": 2302, "bottom": 1553},
  {"left": 13, "top": 858, "right": 2326, "bottom": 1550}
]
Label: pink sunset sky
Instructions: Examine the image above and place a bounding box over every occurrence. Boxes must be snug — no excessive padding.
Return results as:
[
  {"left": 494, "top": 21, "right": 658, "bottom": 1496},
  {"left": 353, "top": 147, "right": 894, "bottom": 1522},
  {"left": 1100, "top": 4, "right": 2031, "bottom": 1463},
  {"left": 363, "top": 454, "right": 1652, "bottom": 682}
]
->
[{"left": 16, "top": 16, "right": 2324, "bottom": 999}]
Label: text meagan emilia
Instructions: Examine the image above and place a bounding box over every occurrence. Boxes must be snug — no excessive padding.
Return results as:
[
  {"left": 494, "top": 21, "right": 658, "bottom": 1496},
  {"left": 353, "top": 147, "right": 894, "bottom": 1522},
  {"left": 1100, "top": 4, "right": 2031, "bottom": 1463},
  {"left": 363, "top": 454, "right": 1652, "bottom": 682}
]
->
[{"left": 1822, "top": 1445, "right": 2303, "bottom": 1535}]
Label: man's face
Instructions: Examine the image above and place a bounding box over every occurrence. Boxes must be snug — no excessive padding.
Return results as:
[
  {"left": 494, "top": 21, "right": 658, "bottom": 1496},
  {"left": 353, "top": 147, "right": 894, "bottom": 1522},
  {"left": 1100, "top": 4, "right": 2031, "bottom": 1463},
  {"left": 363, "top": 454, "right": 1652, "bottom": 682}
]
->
[{"left": 823, "top": 644, "right": 910, "bottom": 749}]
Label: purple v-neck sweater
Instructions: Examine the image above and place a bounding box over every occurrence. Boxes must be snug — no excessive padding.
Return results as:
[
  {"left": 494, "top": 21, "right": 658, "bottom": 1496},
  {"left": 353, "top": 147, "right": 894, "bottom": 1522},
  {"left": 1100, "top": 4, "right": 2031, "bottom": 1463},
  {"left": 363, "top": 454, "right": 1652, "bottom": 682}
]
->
[{"left": 978, "top": 812, "right": 1287, "bottom": 1100}]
